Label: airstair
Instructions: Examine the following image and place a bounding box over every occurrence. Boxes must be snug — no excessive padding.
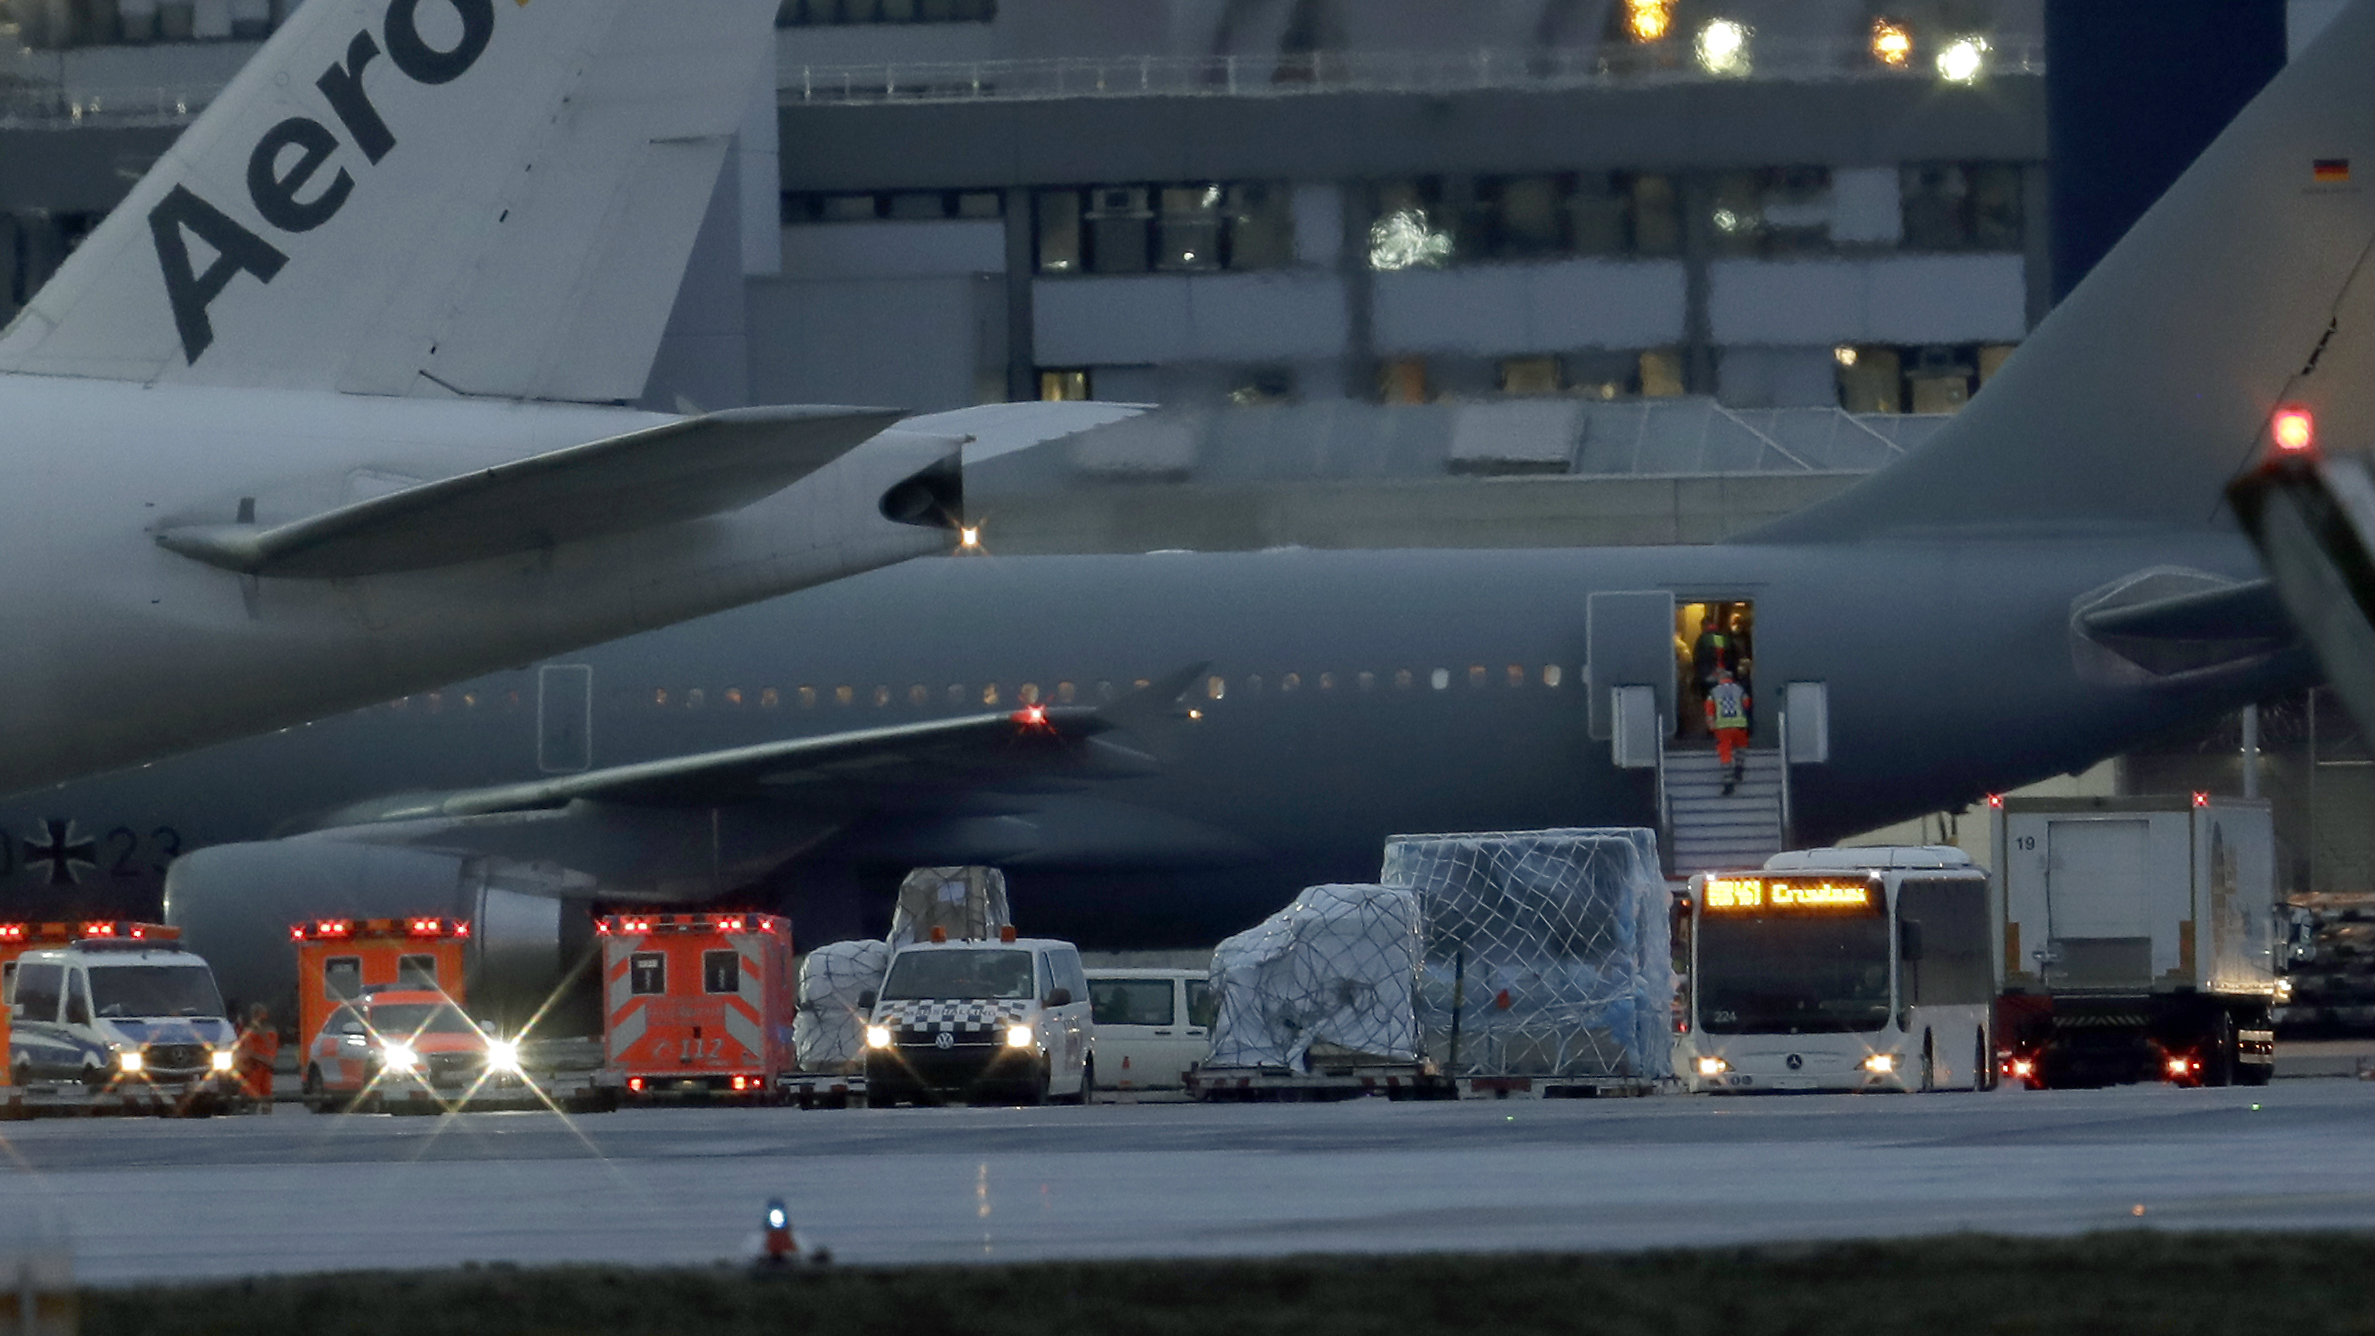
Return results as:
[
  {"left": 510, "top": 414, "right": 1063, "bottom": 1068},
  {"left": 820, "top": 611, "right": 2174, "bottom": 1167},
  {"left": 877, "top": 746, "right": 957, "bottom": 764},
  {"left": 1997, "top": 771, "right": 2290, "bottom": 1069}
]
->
[{"left": 1663, "top": 749, "right": 1785, "bottom": 876}]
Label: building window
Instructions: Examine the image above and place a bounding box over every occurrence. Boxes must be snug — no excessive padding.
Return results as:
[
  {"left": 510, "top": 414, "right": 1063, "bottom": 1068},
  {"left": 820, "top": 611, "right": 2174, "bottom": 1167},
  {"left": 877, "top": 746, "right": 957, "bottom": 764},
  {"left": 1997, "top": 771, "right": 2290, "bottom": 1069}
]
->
[
  {"left": 1901, "top": 163, "right": 2023, "bottom": 251},
  {"left": 1378, "top": 359, "right": 1430, "bottom": 404},
  {"left": 1230, "top": 368, "right": 1297, "bottom": 406},
  {"left": 785, "top": 191, "right": 1005, "bottom": 225},
  {"left": 1709, "top": 167, "right": 1833, "bottom": 257},
  {"left": 1499, "top": 357, "right": 1562, "bottom": 396},
  {"left": 1368, "top": 174, "right": 1678, "bottom": 268},
  {"left": 1040, "top": 369, "right": 1091, "bottom": 402},
  {"left": 778, "top": 0, "right": 996, "bottom": 25},
  {"left": 1038, "top": 182, "right": 1292, "bottom": 276},
  {"left": 1836, "top": 342, "right": 2017, "bottom": 413},
  {"left": 1637, "top": 350, "right": 1687, "bottom": 398}
]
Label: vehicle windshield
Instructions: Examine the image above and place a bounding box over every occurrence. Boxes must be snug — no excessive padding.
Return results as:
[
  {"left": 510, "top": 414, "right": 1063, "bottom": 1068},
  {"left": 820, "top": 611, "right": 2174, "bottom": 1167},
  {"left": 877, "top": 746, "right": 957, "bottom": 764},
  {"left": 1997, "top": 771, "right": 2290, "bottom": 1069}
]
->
[
  {"left": 1697, "top": 912, "right": 1891, "bottom": 1034},
  {"left": 880, "top": 948, "right": 1036, "bottom": 1002},
  {"left": 366, "top": 1003, "right": 477, "bottom": 1037},
  {"left": 89, "top": 965, "right": 224, "bottom": 1019}
]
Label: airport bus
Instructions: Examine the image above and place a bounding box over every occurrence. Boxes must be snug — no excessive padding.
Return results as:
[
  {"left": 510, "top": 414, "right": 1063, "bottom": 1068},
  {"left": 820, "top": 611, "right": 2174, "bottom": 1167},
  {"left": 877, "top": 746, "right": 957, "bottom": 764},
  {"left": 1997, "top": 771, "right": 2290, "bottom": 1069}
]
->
[{"left": 1680, "top": 848, "right": 1997, "bottom": 1093}]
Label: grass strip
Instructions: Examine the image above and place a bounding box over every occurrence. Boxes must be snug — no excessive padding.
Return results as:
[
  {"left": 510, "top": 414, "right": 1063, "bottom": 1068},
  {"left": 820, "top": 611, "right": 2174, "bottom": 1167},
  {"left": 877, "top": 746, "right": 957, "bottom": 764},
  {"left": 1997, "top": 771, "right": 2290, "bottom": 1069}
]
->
[{"left": 81, "top": 1230, "right": 2375, "bottom": 1336}]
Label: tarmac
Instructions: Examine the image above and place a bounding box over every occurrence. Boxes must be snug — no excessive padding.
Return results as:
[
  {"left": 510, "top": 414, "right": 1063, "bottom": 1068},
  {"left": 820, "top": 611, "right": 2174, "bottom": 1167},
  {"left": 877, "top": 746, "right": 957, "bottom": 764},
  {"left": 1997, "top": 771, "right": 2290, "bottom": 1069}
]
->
[{"left": 0, "top": 1075, "right": 2368, "bottom": 1285}]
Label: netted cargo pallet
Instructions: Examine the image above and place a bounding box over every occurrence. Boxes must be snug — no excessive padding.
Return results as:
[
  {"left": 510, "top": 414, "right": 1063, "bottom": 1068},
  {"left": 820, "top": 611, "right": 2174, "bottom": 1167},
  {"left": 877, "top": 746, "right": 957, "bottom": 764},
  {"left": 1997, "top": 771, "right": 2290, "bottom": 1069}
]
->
[
  {"left": 1205, "top": 884, "right": 1422, "bottom": 1072},
  {"left": 1383, "top": 828, "right": 1676, "bottom": 1082}
]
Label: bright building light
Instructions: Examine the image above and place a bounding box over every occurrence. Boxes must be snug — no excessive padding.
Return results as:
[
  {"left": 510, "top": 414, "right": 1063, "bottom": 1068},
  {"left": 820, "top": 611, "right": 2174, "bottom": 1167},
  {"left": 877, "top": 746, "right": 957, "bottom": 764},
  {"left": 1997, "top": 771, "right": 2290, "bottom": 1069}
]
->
[
  {"left": 381, "top": 1043, "right": 419, "bottom": 1072},
  {"left": 1937, "top": 36, "right": 1987, "bottom": 84},
  {"left": 1368, "top": 208, "right": 1454, "bottom": 271},
  {"left": 1834, "top": 345, "right": 1860, "bottom": 368},
  {"left": 486, "top": 1039, "right": 522, "bottom": 1074},
  {"left": 1695, "top": 19, "right": 1751, "bottom": 76},
  {"left": 1871, "top": 19, "right": 1913, "bottom": 68},
  {"left": 865, "top": 1025, "right": 894, "bottom": 1050},
  {"left": 1627, "top": 0, "right": 1673, "bottom": 42},
  {"left": 1005, "top": 1025, "right": 1035, "bottom": 1048}
]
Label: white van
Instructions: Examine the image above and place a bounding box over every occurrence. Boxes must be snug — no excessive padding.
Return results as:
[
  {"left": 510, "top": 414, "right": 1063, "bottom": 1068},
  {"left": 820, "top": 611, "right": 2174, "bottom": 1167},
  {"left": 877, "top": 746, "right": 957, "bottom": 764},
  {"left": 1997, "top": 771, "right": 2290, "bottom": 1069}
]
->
[
  {"left": 1085, "top": 969, "right": 1214, "bottom": 1091},
  {"left": 8, "top": 940, "right": 240, "bottom": 1100},
  {"left": 861, "top": 936, "right": 1095, "bottom": 1105}
]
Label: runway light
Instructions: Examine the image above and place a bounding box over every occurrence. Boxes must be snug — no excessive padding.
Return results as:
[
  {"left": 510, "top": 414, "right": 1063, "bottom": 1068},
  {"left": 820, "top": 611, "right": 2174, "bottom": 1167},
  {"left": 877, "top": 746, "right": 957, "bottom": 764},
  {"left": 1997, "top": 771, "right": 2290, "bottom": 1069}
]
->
[
  {"left": 486, "top": 1039, "right": 522, "bottom": 1074},
  {"left": 1936, "top": 36, "right": 1987, "bottom": 83},
  {"left": 210, "top": 1048, "right": 236, "bottom": 1074},
  {"left": 117, "top": 1050, "right": 144, "bottom": 1074},
  {"left": 1006, "top": 1025, "right": 1035, "bottom": 1048},
  {"left": 762, "top": 1197, "right": 796, "bottom": 1264},
  {"left": 1695, "top": 1056, "right": 1729, "bottom": 1077},
  {"left": 1863, "top": 1053, "right": 1897, "bottom": 1074},
  {"left": 2272, "top": 404, "right": 2315, "bottom": 455},
  {"left": 865, "top": 1026, "right": 894, "bottom": 1050}
]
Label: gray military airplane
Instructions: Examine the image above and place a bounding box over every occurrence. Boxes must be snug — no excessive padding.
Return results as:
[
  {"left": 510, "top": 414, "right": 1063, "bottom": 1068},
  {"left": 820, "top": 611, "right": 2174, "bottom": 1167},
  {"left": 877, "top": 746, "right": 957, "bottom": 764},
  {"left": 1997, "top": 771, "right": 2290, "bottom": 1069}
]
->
[
  {"left": 0, "top": 0, "right": 1039, "bottom": 798},
  {"left": 15, "top": 0, "right": 2375, "bottom": 1013}
]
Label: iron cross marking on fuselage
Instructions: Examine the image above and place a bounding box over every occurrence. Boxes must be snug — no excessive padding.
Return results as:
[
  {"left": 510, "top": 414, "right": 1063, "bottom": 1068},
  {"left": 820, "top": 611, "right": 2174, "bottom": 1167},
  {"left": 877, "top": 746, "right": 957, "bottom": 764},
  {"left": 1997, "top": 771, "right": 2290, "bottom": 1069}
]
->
[{"left": 24, "top": 819, "right": 96, "bottom": 886}]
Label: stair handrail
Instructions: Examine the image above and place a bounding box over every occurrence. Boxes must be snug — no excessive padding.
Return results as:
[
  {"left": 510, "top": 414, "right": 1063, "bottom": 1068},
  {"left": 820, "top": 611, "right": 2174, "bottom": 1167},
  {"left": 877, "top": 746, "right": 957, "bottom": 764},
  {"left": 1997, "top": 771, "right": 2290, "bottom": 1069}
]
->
[
  {"left": 1655, "top": 726, "right": 1673, "bottom": 873},
  {"left": 1777, "top": 708, "right": 1794, "bottom": 849}
]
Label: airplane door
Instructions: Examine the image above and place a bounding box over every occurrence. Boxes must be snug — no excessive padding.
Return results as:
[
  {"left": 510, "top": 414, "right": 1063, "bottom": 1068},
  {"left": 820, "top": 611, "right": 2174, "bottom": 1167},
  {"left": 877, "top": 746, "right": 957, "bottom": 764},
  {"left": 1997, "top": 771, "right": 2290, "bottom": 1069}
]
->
[
  {"left": 538, "top": 665, "right": 593, "bottom": 774},
  {"left": 1588, "top": 590, "right": 1677, "bottom": 751}
]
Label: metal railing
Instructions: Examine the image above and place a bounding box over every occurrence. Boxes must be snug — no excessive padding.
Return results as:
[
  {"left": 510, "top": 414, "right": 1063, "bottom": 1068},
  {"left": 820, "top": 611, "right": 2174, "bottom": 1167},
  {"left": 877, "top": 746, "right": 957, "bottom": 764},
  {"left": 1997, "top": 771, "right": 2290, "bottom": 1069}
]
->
[
  {"left": 0, "top": 82, "right": 213, "bottom": 126},
  {"left": 784, "top": 38, "right": 2045, "bottom": 107}
]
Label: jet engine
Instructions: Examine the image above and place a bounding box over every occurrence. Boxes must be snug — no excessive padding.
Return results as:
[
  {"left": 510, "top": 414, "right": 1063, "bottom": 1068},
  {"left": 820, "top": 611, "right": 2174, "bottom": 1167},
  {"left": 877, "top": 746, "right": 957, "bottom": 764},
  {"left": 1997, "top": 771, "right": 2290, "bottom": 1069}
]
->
[{"left": 164, "top": 840, "right": 598, "bottom": 1030}]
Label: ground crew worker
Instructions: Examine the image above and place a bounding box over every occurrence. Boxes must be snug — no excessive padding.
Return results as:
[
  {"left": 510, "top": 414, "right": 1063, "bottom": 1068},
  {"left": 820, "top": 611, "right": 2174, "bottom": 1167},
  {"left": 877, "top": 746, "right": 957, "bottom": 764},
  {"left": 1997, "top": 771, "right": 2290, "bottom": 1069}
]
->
[
  {"left": 236, "top": 1003, "right": 279, "bottom": 1112},
  {"left": 1705, "top": 668, "right": 1751, "bottom": 793}
]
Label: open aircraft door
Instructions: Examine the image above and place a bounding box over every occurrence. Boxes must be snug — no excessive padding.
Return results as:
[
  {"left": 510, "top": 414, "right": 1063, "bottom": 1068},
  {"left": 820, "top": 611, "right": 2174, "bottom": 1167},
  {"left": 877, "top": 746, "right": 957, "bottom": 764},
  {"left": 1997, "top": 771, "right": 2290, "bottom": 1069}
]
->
[{"left": 1588, "top": 590, "right": 1675, "bottom": 768}]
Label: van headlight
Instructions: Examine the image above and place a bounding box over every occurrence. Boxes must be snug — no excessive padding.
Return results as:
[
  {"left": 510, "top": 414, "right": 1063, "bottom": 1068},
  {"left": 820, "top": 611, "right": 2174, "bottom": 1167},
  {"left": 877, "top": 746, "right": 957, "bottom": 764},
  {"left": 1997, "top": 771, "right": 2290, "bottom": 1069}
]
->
[
  {"left": 864, "top": 1026, "right": 894, "bottom": 1050},
  {"left": 210, "top": 1048, "right": 236, "bottom": 1074},
  {"left": 485, "top": 1039, "right": 521, "bottom": 1074},
  {"left": 117, "top": 1049, "right": 144, "bottom": 1074},
  {"left": 380, "top": 1043, "right": 419, "bottom": 1073},
  {"left": 1005, "top": 1025, "right": 1035, "bottom": 1049}
]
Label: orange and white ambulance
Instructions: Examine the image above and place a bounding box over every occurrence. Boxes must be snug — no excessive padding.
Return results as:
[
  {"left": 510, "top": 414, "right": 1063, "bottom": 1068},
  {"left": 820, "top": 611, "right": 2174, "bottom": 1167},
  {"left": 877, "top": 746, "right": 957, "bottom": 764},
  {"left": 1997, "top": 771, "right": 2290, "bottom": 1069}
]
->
[{"left": 596, "top": 912, "right": 794, "bottom": 1102}]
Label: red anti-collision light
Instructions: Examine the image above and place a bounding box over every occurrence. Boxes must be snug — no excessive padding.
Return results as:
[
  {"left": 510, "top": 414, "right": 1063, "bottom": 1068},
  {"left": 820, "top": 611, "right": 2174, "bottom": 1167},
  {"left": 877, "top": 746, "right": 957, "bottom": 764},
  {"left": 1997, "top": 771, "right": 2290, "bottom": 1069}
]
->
[
  {"left": 2272, "top": 404, "right": 2316, "bottom": 455},
  {"left": 2192, "top": 791, "right": 2210, "bottom": 808}
]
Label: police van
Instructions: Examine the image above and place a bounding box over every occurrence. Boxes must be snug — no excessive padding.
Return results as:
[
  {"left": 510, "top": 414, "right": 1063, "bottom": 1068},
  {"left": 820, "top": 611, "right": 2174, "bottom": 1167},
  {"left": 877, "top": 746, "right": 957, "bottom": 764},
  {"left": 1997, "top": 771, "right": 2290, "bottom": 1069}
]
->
[
  {"left": 860, "top": 931, "right": 1094, "bottom": 1106},
  {"left": 8, "top": 939, "right": 241, "bottom": 1104}
]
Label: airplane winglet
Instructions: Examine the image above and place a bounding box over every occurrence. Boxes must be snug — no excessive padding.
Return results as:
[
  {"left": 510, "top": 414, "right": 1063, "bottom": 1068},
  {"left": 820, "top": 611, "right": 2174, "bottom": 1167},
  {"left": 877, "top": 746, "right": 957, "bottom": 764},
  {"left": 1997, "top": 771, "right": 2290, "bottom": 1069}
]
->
[{"left": 155, "top": 405, "right": 906, "bottom": 578}]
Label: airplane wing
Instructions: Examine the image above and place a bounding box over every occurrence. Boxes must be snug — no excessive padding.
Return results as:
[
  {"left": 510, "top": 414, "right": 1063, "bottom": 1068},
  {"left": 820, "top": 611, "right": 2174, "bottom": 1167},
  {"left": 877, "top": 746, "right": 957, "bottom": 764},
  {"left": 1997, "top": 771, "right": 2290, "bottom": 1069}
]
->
[
  {"left": 2075, "top": 578, "right": 2296, "bottom": 643},
  {"left": 320, "top": 663, "right": 1210, "bottom": 825},
  {"left": 153, "top": 405, "right": 908, "bottom": 578}
]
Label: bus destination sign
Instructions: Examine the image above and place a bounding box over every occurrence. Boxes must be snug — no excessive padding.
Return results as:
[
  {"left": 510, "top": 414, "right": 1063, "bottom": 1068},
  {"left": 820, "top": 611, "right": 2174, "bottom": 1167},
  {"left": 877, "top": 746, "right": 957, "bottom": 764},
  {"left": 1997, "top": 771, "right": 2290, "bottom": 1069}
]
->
[{"left": 1701, "top": 876, "right": 1879, "bottom": 914}]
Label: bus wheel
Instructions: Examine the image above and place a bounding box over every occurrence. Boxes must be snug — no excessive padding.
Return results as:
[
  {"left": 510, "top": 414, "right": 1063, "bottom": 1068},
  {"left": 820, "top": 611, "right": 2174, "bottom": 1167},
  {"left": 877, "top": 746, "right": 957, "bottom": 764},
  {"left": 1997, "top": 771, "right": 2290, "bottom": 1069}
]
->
[
  {"left": 1974, "top": 1028, "right": 1991, "bottom": 1091},
  {"left": 301, "top": 1066, "right": 327, "bottom": 1114},
  {"left": 1919, "top": 1032, "right": 1935, "bottom": 1092}
]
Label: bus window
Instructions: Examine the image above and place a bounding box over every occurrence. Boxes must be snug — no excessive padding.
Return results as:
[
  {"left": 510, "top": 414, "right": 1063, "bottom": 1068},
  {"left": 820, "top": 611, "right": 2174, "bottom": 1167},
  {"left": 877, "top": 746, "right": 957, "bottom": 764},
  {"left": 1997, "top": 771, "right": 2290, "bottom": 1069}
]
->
[{"left": 1897, "top": 878, "right": 1993, "bottom": 1006}]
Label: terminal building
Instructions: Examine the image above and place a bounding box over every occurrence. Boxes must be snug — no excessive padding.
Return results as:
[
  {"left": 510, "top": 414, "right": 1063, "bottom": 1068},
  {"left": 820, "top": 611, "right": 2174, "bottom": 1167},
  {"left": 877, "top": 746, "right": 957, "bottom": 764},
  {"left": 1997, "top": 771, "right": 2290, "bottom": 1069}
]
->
[{"left": 0, "top": 0, "right": 2368, "bottom": 895}]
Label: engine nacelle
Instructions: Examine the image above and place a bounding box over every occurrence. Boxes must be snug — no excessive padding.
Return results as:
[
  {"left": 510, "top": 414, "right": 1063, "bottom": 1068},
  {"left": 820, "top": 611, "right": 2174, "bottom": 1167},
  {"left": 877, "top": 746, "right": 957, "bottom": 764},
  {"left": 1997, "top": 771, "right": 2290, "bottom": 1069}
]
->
[{"left": 164, "top": 839, "right": 597, "bottom": 1031}]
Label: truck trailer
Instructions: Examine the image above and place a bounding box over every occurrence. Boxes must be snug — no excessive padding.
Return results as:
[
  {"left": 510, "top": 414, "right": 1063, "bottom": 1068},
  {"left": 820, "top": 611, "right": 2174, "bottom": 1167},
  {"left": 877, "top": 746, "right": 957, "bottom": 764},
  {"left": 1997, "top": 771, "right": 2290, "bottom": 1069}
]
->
[{"left": 1993, "top": 795, "right": 2279, "bottom": 1088}]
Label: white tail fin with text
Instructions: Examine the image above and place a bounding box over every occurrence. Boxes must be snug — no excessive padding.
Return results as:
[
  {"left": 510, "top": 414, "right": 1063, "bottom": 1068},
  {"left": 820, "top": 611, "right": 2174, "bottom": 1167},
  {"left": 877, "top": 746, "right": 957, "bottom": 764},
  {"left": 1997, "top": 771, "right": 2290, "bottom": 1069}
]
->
[{"left": 0, "top": 0, "right": 777, "bottom": 404}]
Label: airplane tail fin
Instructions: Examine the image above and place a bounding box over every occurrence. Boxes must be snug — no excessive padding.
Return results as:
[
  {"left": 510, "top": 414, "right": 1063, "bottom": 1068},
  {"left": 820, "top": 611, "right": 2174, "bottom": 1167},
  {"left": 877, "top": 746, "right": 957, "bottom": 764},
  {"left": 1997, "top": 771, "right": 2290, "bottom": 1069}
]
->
[
  {"left": 0, "top": 0, "right": 776, "bottom": 404},
  {"left": 1753, "top": 0, "right": 2375, "bottom": 541}
]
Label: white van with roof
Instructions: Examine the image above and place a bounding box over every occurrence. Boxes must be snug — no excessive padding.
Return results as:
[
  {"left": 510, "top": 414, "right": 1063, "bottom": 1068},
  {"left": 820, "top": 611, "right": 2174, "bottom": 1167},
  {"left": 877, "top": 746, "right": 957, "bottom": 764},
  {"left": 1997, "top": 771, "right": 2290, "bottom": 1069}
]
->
[
  {"left": 1085, "top": 968, "right": 1215, "bottom": 1091},
  {"left": 860, "top": 934, "right": 1094, "bottom": 1105},
  {"left": 8, "top": 940, "right": 240, "bottom": 1101}
]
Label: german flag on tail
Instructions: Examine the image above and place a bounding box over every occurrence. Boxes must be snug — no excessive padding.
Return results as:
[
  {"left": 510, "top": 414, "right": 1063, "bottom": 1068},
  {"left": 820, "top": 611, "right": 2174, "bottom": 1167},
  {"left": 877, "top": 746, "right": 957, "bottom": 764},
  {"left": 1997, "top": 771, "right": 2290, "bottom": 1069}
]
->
[{"left": 2313, "top": 158, "right": 2351, "bottom": 184}]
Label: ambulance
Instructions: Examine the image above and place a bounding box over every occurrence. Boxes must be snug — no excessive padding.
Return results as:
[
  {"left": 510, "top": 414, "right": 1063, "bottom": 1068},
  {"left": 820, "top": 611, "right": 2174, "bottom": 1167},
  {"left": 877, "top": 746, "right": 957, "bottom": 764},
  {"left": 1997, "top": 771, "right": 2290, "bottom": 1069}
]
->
[{"left": 597, "top": 912, "right": 795, "bottom": 1102}]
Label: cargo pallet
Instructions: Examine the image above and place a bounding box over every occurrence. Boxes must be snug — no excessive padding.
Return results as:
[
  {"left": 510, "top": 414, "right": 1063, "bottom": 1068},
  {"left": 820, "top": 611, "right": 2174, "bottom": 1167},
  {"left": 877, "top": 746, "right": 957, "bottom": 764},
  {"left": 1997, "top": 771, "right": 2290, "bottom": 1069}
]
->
[
  {"left": 1187, "top": 1064, "right": 1664, "bottom": 1101},
  {"left": 777, "top": 1071, "right": 866, "bottom": 1109}
]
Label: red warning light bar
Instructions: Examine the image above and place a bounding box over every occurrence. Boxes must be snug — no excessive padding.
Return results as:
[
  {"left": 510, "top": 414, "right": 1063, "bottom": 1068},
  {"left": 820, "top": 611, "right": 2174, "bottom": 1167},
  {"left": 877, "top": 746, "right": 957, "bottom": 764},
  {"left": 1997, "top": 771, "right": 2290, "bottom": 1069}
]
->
[
  {"left": 595, "top": 913, "right": 787, "bottom": 938},
  {"left": 291, "top": 917, "right": 468, "bottom": 942},
  {"left": 0, "top": 921, "right": 178, "bottom": 947}
]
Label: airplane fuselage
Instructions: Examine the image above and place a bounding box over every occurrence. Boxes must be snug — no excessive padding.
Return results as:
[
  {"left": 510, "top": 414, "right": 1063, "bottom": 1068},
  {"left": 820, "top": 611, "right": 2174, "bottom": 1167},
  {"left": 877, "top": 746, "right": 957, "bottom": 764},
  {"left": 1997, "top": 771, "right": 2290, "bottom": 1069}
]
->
[{"left": 0, "top": 526, "right": 2306, "bottom": 952}]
